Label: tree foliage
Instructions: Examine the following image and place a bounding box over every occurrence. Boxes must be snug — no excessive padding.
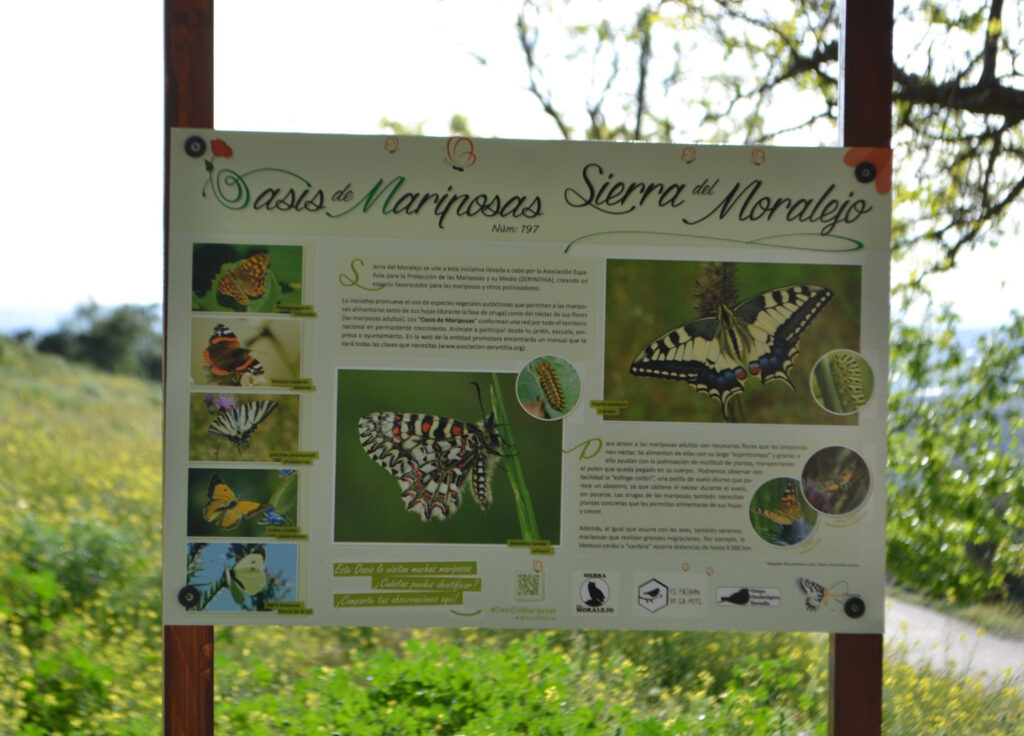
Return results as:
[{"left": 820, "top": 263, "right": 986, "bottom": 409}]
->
[
  {"left": 35, "top": 301, "right": 162, "bottom": 381},
  {"left": 513, "top": 0, "right": 1024, "bottom": 277},
  {"left": 888, "top": 309, "right": 1024, "bottom": 602}
]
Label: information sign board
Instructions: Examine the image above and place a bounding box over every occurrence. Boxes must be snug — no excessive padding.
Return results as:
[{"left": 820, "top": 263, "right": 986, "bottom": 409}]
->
[{"left": 164, "top": 130, "right": 890, "bottom": 632}]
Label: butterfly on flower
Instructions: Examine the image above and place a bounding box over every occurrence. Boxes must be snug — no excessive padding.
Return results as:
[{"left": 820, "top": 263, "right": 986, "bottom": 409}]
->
[
  {"left": 203, "top": 473, "right": 266, "bottom": 529},
  {"left": 630, "top": 284, "right": 833, "bottom": 417},
  {"left": 202, "top": 323, "right": 264, "bottom": 383},
  {"left": 218, "top": 253, "right": 270, "bottom": 306},
  {"left": 357, "top": 409, "right": 503, "bottom": 522},
  {"left": 208, "top": 399, "right": 278, "bottom": 450}
]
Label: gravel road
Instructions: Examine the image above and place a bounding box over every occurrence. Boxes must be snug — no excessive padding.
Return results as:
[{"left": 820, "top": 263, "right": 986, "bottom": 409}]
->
[{"left": 885, "top": 596, "right": 1024, "bottom": 686}]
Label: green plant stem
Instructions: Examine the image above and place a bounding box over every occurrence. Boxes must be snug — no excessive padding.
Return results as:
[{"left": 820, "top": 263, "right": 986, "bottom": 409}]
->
[{"left": 490, "top": 373, "right": 540, "bottom": 541}]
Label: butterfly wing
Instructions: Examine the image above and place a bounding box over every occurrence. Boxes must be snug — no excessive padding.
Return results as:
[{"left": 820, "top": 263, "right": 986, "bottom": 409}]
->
[
  {"left": 208, "top": 400, "right": 279, "bottom": 449},
  {"left": 630, "top": 284, "right": 833, "bottom": 413},
  {"left": 357, "top": 411, "right": 501, "bottom": 522},
  {"left": 753, "top": 489, "right": 803, "bottom": 525},
  {"left": 730, "top": 285, "right": 833, "bottom": 387},
  {"left": 229, "top": 551, "right": 268, "bottom": 596},
  {"left": 218, "top": 253, "right": 270, "bottom": 306},
  {"left": 203, "top": 324, "right": 264, "bottom": 378},
  {"left": 203, "top": 474, "right": 265, "bottom": 529}
]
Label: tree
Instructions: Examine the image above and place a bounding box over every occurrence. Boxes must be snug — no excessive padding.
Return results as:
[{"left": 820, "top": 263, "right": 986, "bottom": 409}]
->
[
  {"left": 512, "top": 0, "right": 1023, "bottom": 280},
  {"left": 36, "top": 302, "right": 162, "bottom": 381}
]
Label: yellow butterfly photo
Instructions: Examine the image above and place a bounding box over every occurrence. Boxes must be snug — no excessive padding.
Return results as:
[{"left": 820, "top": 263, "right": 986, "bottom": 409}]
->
[
  {"left": 187, "top": 468, "right": 299, "bottom": 537},
  {"left": 203, "top": 473, "right": 266, "bottom": 530}
]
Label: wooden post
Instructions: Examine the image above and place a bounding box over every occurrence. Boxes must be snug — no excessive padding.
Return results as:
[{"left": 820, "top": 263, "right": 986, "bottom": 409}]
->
[
  {"left": 164, "top": 1, "right": 215, "bottom": 735},
  {"left": 831, "top": 1, "right": 892, "bottom": 735}
]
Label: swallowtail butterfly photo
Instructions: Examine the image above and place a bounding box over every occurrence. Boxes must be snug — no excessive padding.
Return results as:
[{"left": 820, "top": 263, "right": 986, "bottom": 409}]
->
[
  {"left": 630, "top": 284, "right": 833, "bottom": 416},
  {"left": 208, "top": 399, "right": 278, "bottom": 450},
  {"left": 357, "top": 410, "right": 503, "bottom": 522}
]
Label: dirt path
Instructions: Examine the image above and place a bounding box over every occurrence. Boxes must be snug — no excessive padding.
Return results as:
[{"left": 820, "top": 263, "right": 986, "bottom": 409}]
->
[{"left": 885, "top": 596, "right": 1024, "bottom": 686}]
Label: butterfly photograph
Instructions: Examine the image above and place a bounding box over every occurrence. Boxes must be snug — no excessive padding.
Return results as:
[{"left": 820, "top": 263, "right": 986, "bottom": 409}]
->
[
  {"left": 190, "top": 316, "right": 302, "bottom": 387},
  {"left": 188, "top": 392, "right": 300, "bottom": 461},
  {"left": 335, "top": 369, "right": 563, "bottom": 545},
  {"left": 184, "top": 542, "right": 298, "bottom": 612},
  {"left": 187, "top": 468, "right": 299, "bottom": 537},
  {"left": 605, "top": 259, "right": 861, "bottom": 424},
  {"left": 749, "top": 477, "right": 818, "bottom": 546},
  {"left": 191, "top": 243, "right": 304, "bottom": 313},
  {"left": 801, "top": 445, "right": 871, "bottom": 516}
]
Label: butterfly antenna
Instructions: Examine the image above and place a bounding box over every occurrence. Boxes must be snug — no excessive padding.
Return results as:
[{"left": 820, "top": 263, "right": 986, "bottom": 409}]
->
[{"left": 470, "top": 381, "right": 488, "bottom": 415}]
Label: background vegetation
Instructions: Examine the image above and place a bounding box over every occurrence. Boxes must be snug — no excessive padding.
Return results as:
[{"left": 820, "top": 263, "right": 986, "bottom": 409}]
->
[{"left": 1, "top": 322, "right": 1021, "bottom": 733}]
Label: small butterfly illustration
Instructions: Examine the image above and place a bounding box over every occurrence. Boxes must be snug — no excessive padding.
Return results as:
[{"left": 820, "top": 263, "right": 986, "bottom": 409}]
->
[
  {"left": 208, "top": 399, "right": 278, "bottom": 450},
  {"left": 203, "top": 474, "right": 265, "bottom": 529},
  {"left": 218, "top": 253, "right": 270, "bottom": 306},
  {"left": 202, "top": 323, "right": 264, "bottom": 382}
]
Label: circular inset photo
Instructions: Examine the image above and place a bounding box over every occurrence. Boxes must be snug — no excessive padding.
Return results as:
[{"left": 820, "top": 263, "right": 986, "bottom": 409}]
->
[
  {"left": 516, "top": 355, "right": 581, "bottom": 420},
  {"left": 811, "top": 349, "right": 874, "bottom": 415},
  {"left": 801, "top": 446, "right": 870, "bottom": 515},
  {"left": 749, "top": 477, "right": 817, "bottom": 546}
]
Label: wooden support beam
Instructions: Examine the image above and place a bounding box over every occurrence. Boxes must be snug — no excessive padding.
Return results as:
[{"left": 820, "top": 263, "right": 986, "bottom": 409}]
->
[
  {"left": 832, "top": 1, "right": 892, "bottom": 735},
  {"left": 164, "top": 1, "right": 214, "bottom": 734}
]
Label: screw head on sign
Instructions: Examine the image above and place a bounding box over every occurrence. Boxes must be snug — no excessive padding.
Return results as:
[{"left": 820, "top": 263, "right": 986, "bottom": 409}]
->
[
  {"left": 178, "top": 585, "right": 201, "bottom": 609},
  {"left": 854, "top": 162, "right": 876, "bottom": 183},
  {"left": 184, "top": 135, "right": 207, "bottom": 158}
]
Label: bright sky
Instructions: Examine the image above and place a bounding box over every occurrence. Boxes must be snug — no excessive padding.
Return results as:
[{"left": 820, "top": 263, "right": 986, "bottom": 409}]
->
[{"left": 1, "top": 0, "right": 1020, "bottom": 333}]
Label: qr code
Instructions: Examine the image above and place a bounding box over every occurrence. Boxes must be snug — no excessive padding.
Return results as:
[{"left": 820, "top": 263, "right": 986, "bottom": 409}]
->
[{"left": 514, "top": 571, "right": 544, "bottom": 601}]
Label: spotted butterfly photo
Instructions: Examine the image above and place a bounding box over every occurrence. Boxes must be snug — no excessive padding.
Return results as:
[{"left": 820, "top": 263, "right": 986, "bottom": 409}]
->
[
  {"left": 358, "top": 409, "right": 503, "bottom": 522},
  {"left": 191, "top": 243, "right": 304, "bottom": 313},
  {"left": 605, "top": 259, "right": 861, "bottom": 424},
  {"left": 336, "top": 369, "right": 563, "bottom": 545}
]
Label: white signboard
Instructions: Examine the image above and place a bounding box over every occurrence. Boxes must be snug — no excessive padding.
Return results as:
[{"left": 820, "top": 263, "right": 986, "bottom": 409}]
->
[{"left": 164, "top": 130, "right": 890, "bottom": 632}]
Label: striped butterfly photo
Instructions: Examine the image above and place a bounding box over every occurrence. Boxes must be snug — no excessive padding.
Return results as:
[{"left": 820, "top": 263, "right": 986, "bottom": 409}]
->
[
  {"left": 605, "top": 259, "right": 862, "bottom": 424},
  {"left": 188, "top": 392, "right": 300, "bottom": 461}
]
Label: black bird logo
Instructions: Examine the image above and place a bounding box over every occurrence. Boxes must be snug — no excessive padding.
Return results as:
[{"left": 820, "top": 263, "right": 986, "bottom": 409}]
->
[
  {"left": 640, "top": 586, "right": 662, "bottom": 602},
  {"left": 585, "top": 581, "right": 606, "bottom": 606},
  {"left": 720, "top": 588, "right": 751, "bottom": 605}
]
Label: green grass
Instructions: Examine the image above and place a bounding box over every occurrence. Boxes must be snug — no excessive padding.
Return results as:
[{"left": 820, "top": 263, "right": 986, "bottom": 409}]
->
[{"left": 1, "top": 337, "right": 1022, "bottom": 735}]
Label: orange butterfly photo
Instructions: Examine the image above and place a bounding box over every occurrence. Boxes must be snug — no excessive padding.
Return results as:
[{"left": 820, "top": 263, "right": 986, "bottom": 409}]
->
[
  {"left": 189, "top": 316, "right": 302, "bottom": 387},
  {"left": 191, "top": 243, "right": 304, "bottom": 313},
  {"left": 187, "top": 468, "right": 299, "bottom": 537},
  {"left": 749, "top": 477, "right": 817, "bottom": 546}
]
